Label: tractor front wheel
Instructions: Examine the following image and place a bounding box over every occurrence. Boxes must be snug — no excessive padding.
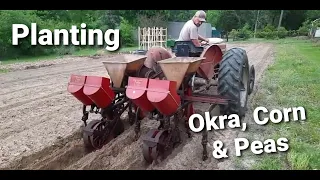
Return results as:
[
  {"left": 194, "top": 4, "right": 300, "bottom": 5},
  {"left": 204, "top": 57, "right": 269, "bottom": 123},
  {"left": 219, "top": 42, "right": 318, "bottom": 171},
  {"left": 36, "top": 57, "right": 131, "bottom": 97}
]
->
[{"left": 217, "top": 48, "right": 250, "bottom": 117}]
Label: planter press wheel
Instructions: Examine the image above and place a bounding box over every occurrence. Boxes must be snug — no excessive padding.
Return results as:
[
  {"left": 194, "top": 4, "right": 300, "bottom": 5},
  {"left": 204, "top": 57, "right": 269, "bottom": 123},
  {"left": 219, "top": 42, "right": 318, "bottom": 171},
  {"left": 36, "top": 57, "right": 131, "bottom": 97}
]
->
[
  {"left": 83, "top": 120, "right": 101, "bottom": 151},
  {"left": 248, "top": 65, "right": 255, "bottom": 95},
  {"left": 142, "top": 129, "right": 169, "bottom": 163},
  {"left": 83, "top": 119, "right": 124, "bottom": 151},
  {"left": 82, "top": 120, "right": 108, "bottom": 151}
]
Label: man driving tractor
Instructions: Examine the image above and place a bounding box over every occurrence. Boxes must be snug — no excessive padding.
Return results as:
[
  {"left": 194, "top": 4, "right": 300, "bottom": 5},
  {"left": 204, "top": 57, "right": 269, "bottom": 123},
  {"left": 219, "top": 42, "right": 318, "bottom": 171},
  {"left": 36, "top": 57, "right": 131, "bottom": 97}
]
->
[{"left": 177, "top": 10, "right": 210, "bottom": 47}]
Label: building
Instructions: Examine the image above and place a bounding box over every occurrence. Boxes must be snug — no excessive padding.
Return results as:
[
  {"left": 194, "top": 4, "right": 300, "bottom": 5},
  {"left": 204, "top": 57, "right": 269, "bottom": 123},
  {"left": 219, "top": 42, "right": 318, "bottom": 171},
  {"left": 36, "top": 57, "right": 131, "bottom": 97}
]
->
[
  {"left": 211, "top": 27, "right": 222, "bottom": 38},
  {"left": 310, "top": 19, "right": 320, "bottom": 38}
]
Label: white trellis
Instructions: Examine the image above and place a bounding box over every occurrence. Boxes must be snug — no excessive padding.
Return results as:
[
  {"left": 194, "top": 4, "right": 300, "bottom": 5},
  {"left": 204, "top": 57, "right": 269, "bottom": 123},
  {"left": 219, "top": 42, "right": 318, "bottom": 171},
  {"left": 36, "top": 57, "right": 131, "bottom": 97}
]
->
[{"left": 138, "top": 27, "right": 167, "bottom": 50}]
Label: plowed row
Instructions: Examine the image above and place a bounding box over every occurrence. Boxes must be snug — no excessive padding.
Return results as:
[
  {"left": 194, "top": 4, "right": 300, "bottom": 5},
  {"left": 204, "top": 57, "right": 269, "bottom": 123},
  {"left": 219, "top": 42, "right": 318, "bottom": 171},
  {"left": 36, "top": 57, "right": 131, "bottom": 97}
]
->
[{"left": 0, "top": 42, "right": 274, "bottom": 170}]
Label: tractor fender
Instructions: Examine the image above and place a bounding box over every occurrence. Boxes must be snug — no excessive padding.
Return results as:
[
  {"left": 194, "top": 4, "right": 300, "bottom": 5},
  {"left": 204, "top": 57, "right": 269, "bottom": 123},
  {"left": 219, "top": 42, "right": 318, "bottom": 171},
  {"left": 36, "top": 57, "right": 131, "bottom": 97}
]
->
[{"left": 197, "top": 44, "right": 224, "bottom": 80}]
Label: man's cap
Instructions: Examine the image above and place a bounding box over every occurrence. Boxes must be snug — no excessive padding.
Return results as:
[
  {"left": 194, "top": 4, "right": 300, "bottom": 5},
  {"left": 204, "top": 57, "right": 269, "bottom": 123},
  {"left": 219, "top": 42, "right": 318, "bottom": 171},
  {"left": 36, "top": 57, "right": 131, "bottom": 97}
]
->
[{"left": 194, "top": 10, "right": 206, "bottom": 22}]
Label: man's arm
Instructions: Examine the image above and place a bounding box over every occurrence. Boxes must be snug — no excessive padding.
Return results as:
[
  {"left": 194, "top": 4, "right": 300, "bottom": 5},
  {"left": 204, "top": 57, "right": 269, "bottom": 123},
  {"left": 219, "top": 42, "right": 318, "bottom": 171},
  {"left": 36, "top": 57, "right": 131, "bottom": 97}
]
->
[
  {"left": 190, "top": 27, "right": 201, "bottom": 47},
  {"left": 198, "top": 35, "right": 209, "bottom": 43},
  {"left": 191, "top": 39, "right": 201, "bottom": 47}
]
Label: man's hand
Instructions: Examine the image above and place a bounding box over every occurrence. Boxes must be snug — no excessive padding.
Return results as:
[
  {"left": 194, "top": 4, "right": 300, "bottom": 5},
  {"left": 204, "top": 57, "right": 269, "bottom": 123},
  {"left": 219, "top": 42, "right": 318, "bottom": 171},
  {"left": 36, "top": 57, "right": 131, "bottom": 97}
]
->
[
  {"left": 198, "top": 35, "right": 209, "bottom": 44},
  {"left": 201, "top": 38, "right": 210, "bottom": 45},
  {"left": 201, "top": 41, "right": 208, "bottom": 45}
]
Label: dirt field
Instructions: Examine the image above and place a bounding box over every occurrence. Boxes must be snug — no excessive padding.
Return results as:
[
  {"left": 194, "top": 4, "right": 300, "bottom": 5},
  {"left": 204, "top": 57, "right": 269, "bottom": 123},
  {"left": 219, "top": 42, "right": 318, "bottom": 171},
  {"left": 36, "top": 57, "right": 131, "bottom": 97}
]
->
[{"left": 0, "top": 42, "right": 275, "bottom": 170}]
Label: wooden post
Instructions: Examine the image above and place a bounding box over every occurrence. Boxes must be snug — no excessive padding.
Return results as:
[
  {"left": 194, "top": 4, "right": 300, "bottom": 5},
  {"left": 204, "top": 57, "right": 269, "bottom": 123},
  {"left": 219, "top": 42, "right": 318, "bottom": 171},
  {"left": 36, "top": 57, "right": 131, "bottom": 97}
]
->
[
  {"left": 137, "top": 26, "right": 168, "bottom": 50},
  {"left": 138, "top": 27, "right": 140, "bottom": 50}
]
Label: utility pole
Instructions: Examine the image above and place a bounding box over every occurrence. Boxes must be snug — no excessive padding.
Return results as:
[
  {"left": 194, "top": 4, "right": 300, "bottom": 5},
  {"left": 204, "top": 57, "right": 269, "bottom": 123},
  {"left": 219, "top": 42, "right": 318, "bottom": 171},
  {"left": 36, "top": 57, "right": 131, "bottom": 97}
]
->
[
  {"left": 254, "top": 10, "right": 260, "bottom": 38},
  {"left": 278, "top": 10, "right": 284, "bottom": 30}
]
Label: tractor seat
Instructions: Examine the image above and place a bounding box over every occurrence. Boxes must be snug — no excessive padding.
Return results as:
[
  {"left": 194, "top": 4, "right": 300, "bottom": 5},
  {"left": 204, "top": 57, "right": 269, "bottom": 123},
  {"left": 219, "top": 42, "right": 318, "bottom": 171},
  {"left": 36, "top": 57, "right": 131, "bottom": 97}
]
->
[{"left": 172, "top": 41, "right": 204, "bottom": 57}]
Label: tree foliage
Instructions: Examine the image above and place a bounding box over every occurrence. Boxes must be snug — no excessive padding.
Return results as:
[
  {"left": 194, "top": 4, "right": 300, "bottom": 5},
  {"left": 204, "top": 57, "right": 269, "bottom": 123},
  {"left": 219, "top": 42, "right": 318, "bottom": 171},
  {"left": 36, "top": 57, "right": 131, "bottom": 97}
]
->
[{"left": 0, "top": 10, "right": 319, "bottom": 60}]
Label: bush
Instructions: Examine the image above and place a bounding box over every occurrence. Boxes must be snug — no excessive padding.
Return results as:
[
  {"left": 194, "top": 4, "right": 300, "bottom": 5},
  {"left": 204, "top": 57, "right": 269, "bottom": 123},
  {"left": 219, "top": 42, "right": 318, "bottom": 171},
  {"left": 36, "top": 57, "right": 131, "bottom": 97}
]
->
[
  {"left": 0, "top": 10, "right": 90, "bottom": 59},
  {"left": 264, "top": 24, "right": 276, "bottom": 32},
  {"left": 297, "top": 26, "right": 309, "bottom": 36},
  {"left": 0, "top": 10, "right": 136, "bottom": 61},
  {"left": 0, "top": 10, "right": 45, "bottom": 58},
  {"left": 119, "top": 18, "right": 135, "bottom": 47},
  {"left": 256, "top": 31, "right": 277, "bottom": 39},
  {"left": 277, "top": 27, "right": 288, "bottom": 38},
  {"left": 229, "top": 29, "right": 238, "bottom": 39},
  {"left": 265, "top": 31, "right": 278, "bottom": 39},
  {"left": 255, "top": 25, "right": 289, "bottom": 39},
  {"left": 238, "top": 24, "right": 253, "bottom": 39},
  {"left": 261, "top": 24, "right": 278, "bottom": 39},
  {"left": 230, "top": 24, "right": 253, "bottom": 41},
  {"left": 53, "top": 45, "right": 76, "bottom": 56},
  {"left": 288, "top": 30, "right": 298, "bottom": 37},
  {"left": 296, "top": 20, "right": 311, "bottom": 36}
]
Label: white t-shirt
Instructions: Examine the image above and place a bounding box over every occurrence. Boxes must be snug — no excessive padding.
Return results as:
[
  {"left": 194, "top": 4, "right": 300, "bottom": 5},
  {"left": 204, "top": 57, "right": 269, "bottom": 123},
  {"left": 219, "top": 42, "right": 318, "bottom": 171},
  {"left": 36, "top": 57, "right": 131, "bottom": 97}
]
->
[{"left": 177, "top": 20, "right": 199, "bottom": 41}]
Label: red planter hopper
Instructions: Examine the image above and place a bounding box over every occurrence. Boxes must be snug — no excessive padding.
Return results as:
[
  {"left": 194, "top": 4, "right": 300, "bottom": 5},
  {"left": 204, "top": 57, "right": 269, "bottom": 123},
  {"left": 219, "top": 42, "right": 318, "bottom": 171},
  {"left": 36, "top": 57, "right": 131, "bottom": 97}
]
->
[
  {"left": 126, "top": 77, "right": 155, "bottom": 112},
  {"left": 147, "top": 79, "right": 181, "bottom": 116},
  {"left": 67, "top": 74, "right": 94, "bottom": 105},
  {"left": 83, "top": 76, "right": 115, "bottom": 108}
]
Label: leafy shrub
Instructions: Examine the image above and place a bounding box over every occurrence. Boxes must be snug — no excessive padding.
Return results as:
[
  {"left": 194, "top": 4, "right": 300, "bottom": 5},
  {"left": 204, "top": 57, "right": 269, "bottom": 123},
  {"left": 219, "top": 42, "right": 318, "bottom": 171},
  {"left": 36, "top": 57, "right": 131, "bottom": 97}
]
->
[
  {"left": 261, "top": 24, "right": 278, "bottom": 39},
  {"left": 297, "top": 26, "right": 309, "bottom": 36},
  {"left": 230, "top": 24, "right": 253, "bottom": 41},
  {"left": 288, "top": 30, "right": 298, "bottom": 37},
  {"left": 255, "top": 25, "right": 288, "bottom": 39},
  {"left": 0, "top": 10, "right": 44, "bottom": 58},
  {"left": 229, "top": 29, "right": 238, "bottom": 39},
  {"left": 297, "top": 20, "right": 311, "bottom": 36},
  {"left": 238, "top": 23, "right": 253, "bottom": 39},
  {"left": 277, "top": 27, "right": 288, "bottom": 38},
  {"left": 53, "top": 45, "right": 76, "bottom": 56},
  {"left": 264, "top": 24, "right": 277, "bottom": 32},
  {"left": 119, "top": 18, "right": 135, "bottom": 47},
  {"left": 0, "top": 10, "right": 87, "bottom": 59}
]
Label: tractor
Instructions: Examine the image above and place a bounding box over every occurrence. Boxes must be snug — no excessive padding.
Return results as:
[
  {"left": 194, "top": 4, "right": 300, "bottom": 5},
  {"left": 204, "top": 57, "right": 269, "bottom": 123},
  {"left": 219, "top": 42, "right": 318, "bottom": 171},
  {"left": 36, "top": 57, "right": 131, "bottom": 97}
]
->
[{"left": 67, "top": 39, "right": 255, "bottom": 163}]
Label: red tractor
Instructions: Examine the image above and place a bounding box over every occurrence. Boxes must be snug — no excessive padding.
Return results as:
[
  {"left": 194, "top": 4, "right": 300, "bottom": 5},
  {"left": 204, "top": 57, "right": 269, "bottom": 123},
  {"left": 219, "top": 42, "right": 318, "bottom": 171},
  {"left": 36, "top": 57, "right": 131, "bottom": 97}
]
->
[{"left": 67, "top": 40, "right": 255, "bottom": 163}]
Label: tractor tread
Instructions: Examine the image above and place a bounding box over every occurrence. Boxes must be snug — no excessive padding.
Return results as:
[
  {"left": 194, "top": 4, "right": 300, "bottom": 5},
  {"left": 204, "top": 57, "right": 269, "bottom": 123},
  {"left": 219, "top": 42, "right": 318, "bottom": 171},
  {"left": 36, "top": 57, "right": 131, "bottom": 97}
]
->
[{"left": 217, "top": 47, "right": 250, "bottom": 116}]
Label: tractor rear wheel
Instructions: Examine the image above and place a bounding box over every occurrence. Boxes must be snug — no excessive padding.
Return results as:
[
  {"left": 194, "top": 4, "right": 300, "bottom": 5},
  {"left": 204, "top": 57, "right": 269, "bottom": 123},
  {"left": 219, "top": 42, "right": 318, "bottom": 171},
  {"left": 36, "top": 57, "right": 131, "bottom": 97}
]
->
[{"left": 217, "top": 48, "right": 250, "bottom": 117}]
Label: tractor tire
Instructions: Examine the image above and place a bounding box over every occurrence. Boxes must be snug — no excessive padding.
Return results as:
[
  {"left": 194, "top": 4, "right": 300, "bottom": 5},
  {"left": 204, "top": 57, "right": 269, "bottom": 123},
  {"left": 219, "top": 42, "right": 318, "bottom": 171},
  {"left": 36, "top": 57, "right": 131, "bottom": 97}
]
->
[{"left": 217, "top": 48, "right": 250, "bottom": 117}]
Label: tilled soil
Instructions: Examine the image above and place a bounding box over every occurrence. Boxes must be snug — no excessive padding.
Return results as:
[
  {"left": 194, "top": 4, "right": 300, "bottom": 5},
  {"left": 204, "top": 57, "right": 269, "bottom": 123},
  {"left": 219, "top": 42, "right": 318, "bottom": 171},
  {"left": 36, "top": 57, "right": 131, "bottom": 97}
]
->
[{"left": 0, "top": 42, "right": 275, "bottom": 170}]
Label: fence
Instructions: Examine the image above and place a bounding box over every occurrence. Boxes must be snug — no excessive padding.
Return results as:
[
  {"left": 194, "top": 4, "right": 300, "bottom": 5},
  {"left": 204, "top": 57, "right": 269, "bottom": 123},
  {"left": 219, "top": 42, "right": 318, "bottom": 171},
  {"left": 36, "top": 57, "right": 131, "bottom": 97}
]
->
[{"left": 138, "top": 27, "right": 167, "bottom": 50}]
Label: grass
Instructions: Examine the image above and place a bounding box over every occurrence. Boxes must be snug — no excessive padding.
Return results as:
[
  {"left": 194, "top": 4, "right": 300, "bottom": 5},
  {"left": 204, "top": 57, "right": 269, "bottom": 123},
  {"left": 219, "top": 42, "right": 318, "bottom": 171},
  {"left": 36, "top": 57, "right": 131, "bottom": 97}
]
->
[
  {"left": 0, "top": 69, "right": 9, "bottom": 73},
  {"left": 0, "top": 46, "right": 138, "bottom": 65},
  {"left": 249, "top": 38, "right": 320, "bottom": 170}
]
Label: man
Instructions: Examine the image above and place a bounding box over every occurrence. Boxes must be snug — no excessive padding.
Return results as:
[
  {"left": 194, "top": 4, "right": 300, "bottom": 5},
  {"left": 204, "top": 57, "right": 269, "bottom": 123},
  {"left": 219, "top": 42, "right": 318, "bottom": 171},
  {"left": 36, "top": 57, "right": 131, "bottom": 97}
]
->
[{"left": 177, "top": 10, "right": 210, "bottom": 47}]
